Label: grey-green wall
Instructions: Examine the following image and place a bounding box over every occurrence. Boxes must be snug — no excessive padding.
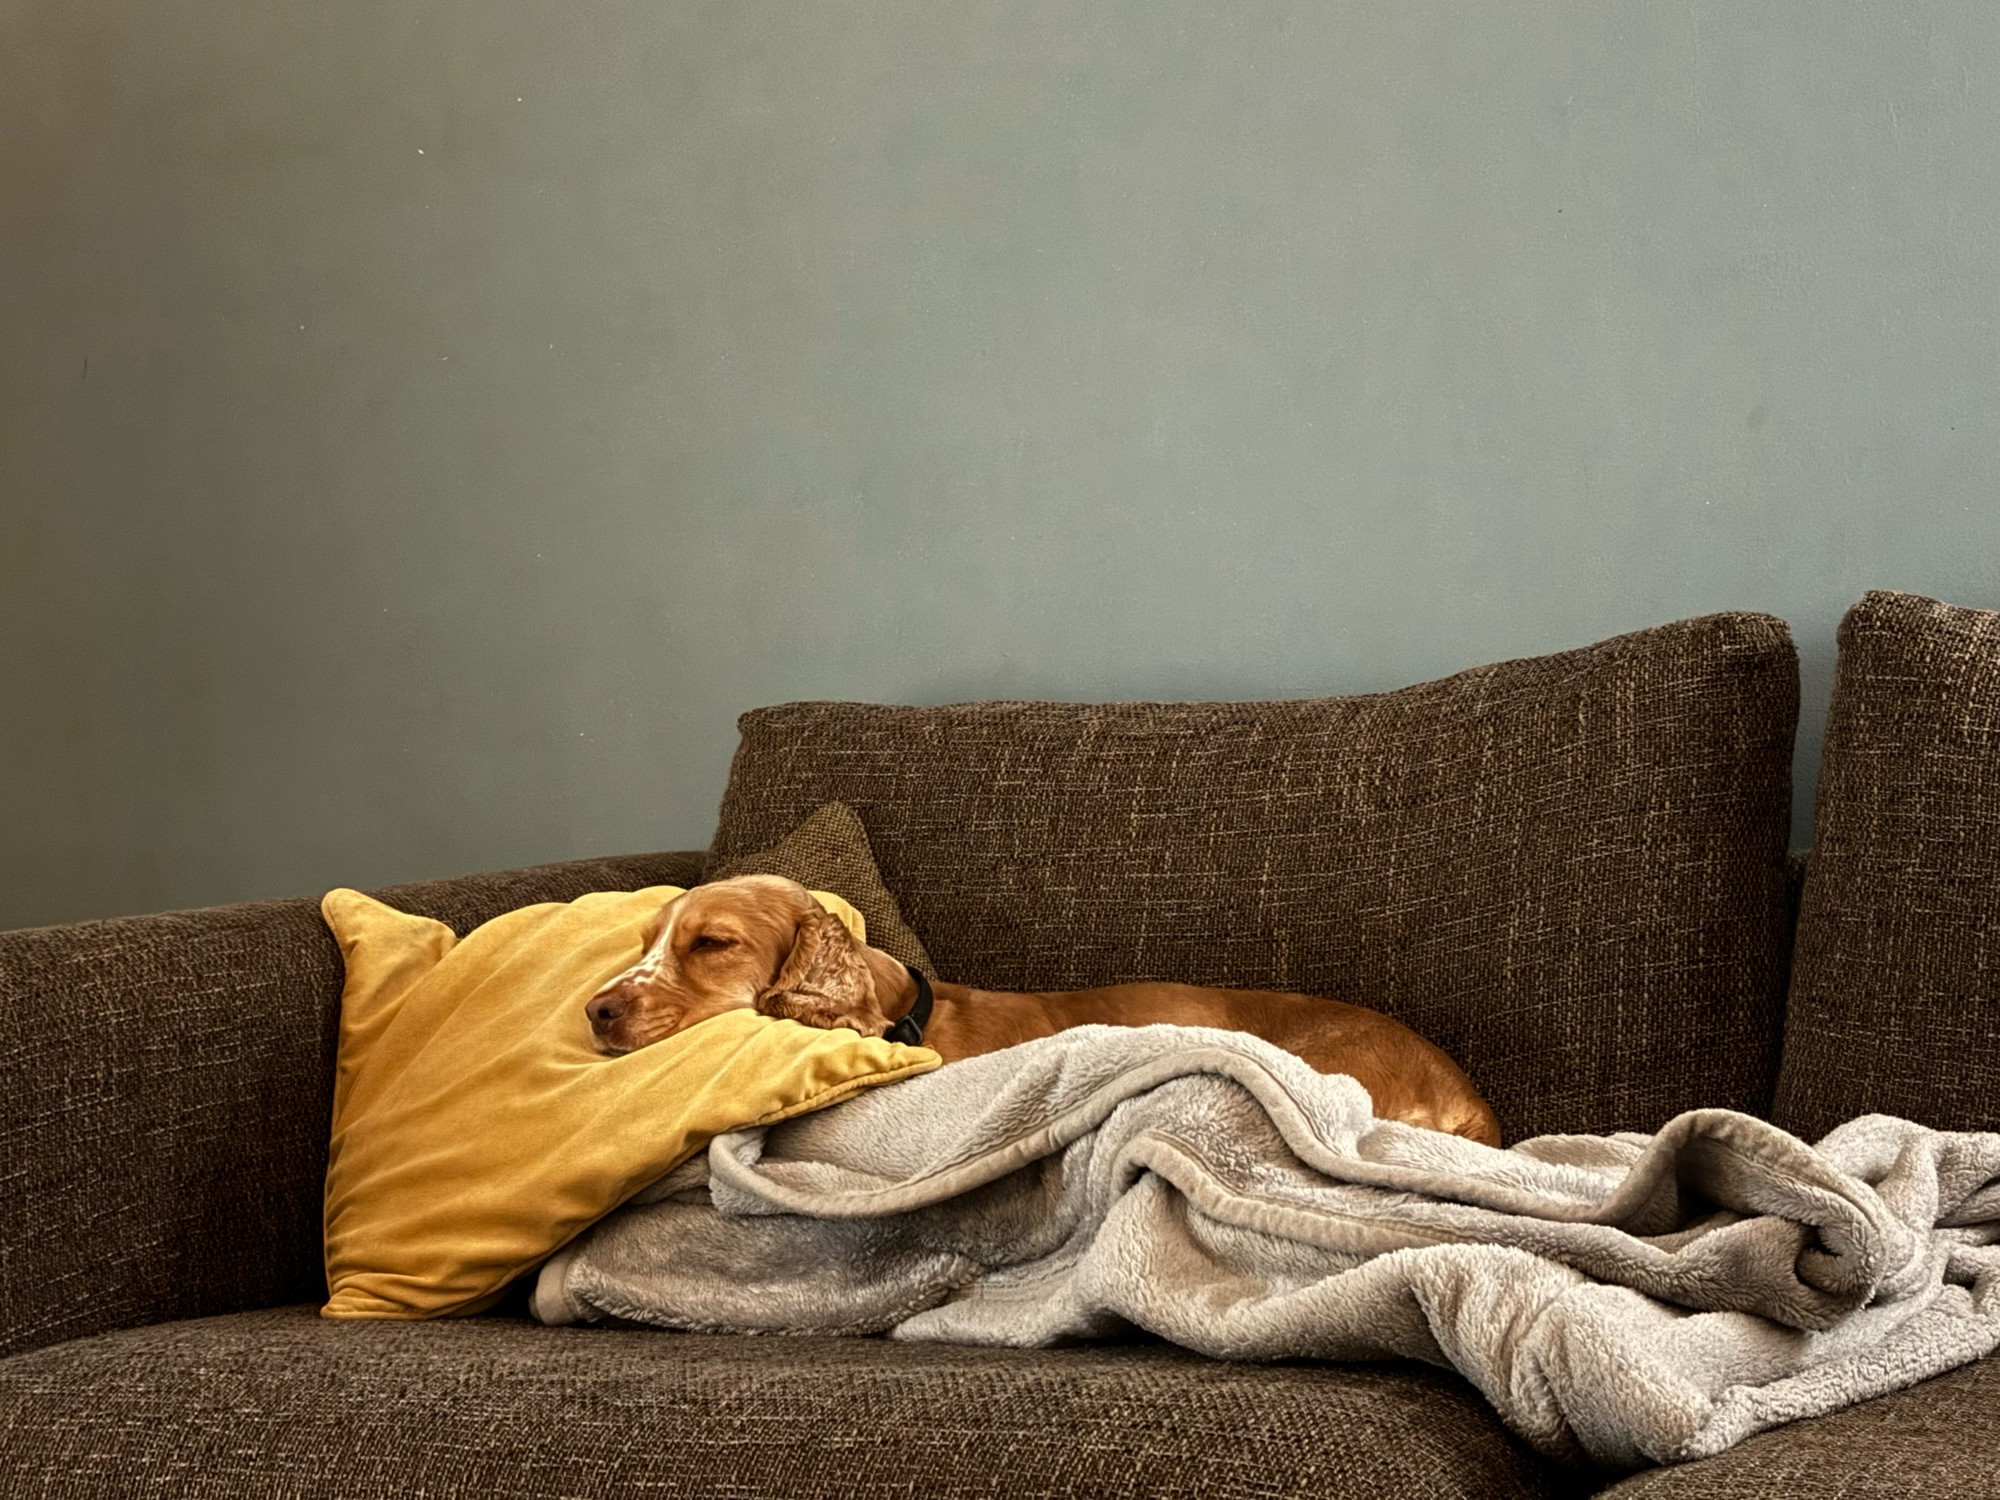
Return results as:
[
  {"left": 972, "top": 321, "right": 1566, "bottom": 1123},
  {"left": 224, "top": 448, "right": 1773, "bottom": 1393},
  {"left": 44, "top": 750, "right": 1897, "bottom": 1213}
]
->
[{"left": 3, "top": 2, "right": 1995, "bottom": 932}]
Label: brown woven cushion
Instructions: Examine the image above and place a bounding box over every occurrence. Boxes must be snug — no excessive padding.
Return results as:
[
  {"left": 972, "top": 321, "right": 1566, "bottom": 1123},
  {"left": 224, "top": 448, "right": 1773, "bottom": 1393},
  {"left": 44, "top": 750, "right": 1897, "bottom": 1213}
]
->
[
  {"left": 0, "top": 850, "right": 706, "bottom": 1361},
  {"left": 0, "top": 1306, "right": 1575, "bottom": 1500},
  {"left": 1772, "top": 591, "right": 2000, "bottom": 1140},
  {"left": 1596, "top": 1355, "right": 2000, "bottom": 1498},
  {"left": 707, "top": 802, "right": 935, "bottom": 973},
  {"left": 710, "top": 614, "right": 1798, "bottom": 1141}
]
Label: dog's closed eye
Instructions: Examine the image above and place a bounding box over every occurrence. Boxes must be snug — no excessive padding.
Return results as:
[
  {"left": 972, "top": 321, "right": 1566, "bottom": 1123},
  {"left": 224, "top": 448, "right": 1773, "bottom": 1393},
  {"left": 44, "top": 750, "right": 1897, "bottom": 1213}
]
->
[{"left": 688, "top": 935, "right": 734, "bottom": 953}]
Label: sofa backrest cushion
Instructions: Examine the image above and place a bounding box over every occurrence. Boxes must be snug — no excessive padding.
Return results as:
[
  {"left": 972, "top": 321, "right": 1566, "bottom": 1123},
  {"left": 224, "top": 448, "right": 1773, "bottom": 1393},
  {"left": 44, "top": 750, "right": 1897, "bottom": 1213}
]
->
[
  {"left": 1772, "top": 591, "right": 2000, "bottom": 1140},
  {"left": 709, "top": 614, "right": 1799, "bottom": 1141}
]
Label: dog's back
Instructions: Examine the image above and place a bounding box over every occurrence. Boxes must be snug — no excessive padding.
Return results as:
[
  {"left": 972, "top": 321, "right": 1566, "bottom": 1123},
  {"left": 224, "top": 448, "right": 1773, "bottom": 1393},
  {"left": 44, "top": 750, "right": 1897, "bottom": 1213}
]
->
[{"left": 935, "top": 980, "right": 1503, "bottom": 1147}]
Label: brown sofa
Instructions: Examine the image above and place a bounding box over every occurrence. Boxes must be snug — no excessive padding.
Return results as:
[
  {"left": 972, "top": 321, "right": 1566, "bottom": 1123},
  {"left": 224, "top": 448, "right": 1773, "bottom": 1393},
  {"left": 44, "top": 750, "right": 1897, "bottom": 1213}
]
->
[{"left": 2, "top": 592, "right": 1995, "bottom": 1498}]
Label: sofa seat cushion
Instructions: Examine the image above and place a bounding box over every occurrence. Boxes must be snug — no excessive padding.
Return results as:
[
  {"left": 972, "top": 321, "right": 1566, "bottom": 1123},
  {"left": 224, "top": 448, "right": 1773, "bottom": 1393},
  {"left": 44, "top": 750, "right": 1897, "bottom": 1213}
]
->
[
  {"left": 1773, "top": 591, "right": 2000, "bottom": 1139},
  {"left": 0, "top": 1306, "right": 1577, "bottom": 1500},
  {"left": 1596, "top": 1354, "right": 2000, "bottom": 1498},
  {"left": 710, "top": 614, "right": 1798, "bottom": 1140}
]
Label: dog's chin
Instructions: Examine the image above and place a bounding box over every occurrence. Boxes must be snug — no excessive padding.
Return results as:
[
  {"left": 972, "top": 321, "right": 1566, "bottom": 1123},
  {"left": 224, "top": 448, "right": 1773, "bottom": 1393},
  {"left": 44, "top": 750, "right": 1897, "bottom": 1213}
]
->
[{"left": 591, "top": 1024, "right": 670, "bottom": 1057}]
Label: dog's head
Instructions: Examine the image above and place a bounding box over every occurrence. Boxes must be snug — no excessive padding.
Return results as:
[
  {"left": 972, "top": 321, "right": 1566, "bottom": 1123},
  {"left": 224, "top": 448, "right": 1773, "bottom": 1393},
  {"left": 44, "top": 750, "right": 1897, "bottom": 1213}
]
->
[{"left": 585, "top": 874, "right": 900, "bottom": 1054}]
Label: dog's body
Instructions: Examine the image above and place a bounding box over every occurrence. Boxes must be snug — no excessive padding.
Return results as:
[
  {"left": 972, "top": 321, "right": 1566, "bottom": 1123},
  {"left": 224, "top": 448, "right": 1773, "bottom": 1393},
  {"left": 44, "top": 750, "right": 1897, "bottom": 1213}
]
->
[{"left": 588, "top": 875, "right": 1502, "bottom": 1147}]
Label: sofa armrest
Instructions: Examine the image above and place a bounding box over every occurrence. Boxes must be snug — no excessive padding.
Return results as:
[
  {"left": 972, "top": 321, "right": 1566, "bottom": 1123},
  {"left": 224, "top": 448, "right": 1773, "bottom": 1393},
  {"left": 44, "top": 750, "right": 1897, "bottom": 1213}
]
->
[{"left": 0, "top": 849, "right": 706, "bottom": 1359}]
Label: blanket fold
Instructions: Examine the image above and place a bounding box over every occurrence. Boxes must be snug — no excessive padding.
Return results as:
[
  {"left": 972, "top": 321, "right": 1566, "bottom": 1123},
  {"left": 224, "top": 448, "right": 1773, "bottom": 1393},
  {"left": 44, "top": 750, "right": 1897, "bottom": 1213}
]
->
[{"left": 534, "top": 1025, "right": 2000, "bottom": 1471}]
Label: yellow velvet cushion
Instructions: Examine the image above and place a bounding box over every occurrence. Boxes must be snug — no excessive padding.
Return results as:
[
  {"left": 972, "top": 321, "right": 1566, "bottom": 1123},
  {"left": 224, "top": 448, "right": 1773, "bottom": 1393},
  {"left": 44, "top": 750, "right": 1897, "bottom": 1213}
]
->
[{"left": 319, "top": 883, "right": 940, "bottom": 1319}]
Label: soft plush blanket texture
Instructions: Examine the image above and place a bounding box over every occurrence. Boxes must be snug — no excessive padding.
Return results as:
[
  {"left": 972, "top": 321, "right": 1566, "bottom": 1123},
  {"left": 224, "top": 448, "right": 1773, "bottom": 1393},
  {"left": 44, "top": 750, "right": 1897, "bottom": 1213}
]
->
[{"left": 534, "top": 1026, "right": 2000, "bottom": 1471}]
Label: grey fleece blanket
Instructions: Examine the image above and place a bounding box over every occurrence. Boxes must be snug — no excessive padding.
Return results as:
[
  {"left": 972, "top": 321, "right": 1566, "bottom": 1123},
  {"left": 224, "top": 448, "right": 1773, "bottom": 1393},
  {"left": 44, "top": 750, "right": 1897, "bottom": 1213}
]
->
[{"left": 532, "top": 1025, "right": 2000, "bottom": 1470}]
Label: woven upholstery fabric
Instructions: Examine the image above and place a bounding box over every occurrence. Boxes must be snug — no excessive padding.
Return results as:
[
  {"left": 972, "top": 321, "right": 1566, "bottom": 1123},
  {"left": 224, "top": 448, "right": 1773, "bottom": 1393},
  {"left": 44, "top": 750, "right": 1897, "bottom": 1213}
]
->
[
  {"left": 1598, "top": 1356, "right": 2000, "bottom": 1498},
  {"left": 0, "top": 1306, "right": 1577, "bottom": 1500},
  {"left": 706, "top": 801, "right": 935, "bottom": 973},
  {"left": 1773, "top": 592, "right": 2000, "bottom": 1140},
  {"left": 0, "top": 850, "right": 705, "bottom": 1360},
  {"left": 712, "top": 614, "right": 1798, "bottom": 1141}
]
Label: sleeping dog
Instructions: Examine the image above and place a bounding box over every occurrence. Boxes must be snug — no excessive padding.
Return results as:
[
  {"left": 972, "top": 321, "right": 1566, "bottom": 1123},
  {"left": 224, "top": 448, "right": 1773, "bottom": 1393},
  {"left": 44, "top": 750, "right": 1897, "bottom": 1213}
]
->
[{"left": 586, "top": 874, "right": 1501, "bottom": 1146}]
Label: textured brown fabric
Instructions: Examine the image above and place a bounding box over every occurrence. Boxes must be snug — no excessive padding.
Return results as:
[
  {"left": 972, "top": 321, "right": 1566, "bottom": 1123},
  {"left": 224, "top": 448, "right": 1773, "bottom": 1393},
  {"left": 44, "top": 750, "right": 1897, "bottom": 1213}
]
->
[
  {"left": 706, "top": 801, "right": 935, "bottom": 973},
  {"left": 0, "top": 850, "right": 705, "bottom": 1361},
  {"left": 712, "top": 615, "right": 1798, "bottom": 1141},
  {"left": 1597, "top": 1354, "right": 2000, "bottom": 1498},
  {"left": 0, "top": 1306, "right": 1580, "bottom": 1500},
  {"left": 1773, "top": 592, "right": 2000, "bottom": 1140}
]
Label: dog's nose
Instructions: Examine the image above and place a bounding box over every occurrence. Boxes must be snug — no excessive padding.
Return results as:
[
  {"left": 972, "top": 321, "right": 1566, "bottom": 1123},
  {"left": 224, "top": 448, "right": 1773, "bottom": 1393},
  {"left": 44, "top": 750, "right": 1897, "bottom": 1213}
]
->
[{"left": 588, "top": 990, "right": 631, "bottom": 1028}]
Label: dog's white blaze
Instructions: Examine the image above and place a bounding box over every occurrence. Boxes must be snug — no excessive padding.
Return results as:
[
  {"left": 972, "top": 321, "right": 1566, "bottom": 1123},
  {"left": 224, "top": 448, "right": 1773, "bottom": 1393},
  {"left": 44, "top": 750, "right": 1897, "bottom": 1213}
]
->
[{"left": 602, "top": 908, "right": 678, "bottom": 994}]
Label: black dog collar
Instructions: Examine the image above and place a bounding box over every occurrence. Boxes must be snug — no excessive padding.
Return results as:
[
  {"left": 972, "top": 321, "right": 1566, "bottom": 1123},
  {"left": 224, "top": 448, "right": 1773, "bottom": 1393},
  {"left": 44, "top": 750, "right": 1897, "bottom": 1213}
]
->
[{"left": 883, "top": 963, "right": 934, "bottom": 1047}]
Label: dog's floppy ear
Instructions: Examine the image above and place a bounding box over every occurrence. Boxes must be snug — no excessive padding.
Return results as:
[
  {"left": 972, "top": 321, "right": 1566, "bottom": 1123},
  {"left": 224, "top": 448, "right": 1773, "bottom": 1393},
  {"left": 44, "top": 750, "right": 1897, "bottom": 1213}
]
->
[{"left": 755, "top": 906, "right": 881, "bottom": 1034}]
